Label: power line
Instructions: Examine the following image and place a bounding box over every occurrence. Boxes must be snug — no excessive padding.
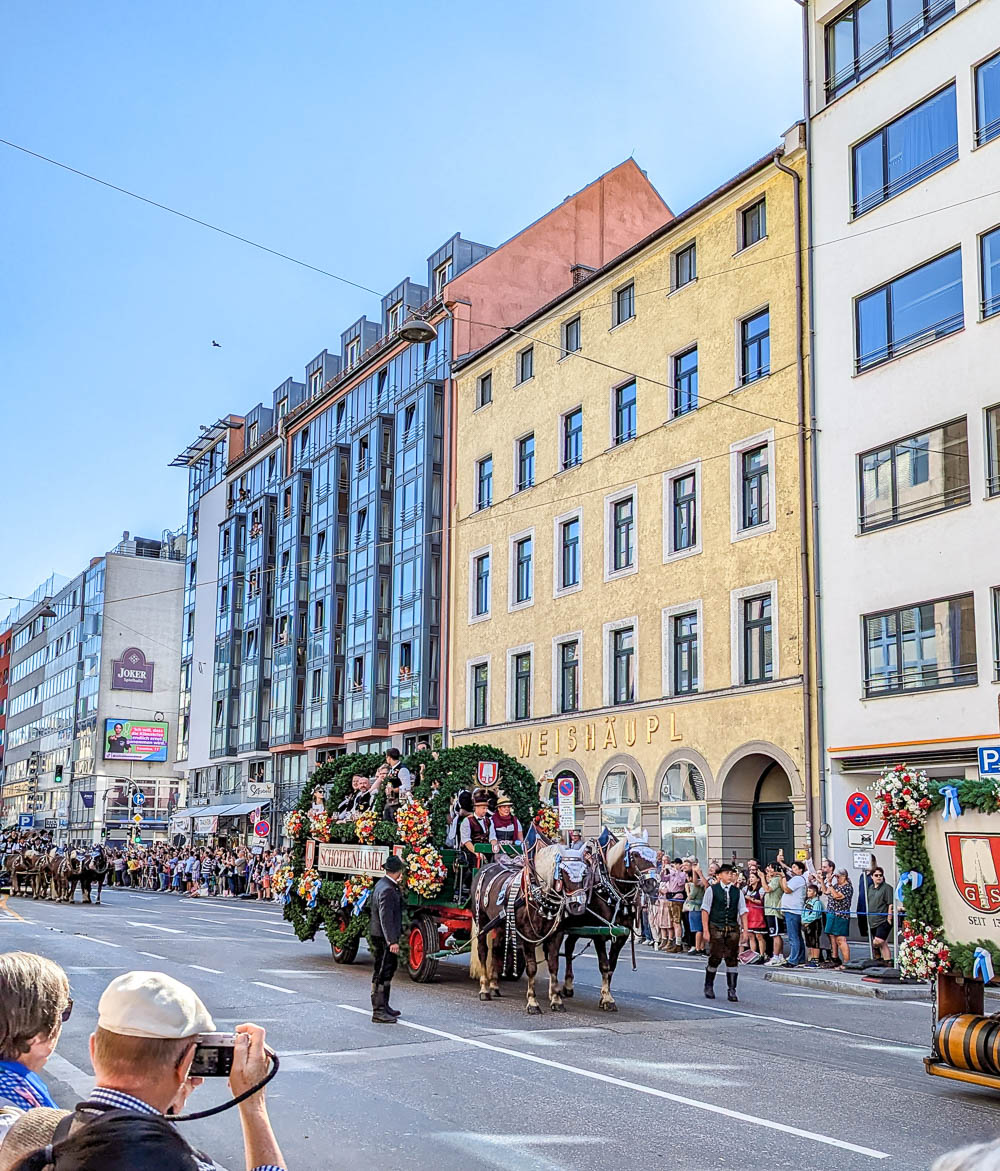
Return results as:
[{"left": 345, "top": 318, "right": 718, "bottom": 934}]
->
[{"left": 0, "top": 138, "right": 383, "bottom": 299}]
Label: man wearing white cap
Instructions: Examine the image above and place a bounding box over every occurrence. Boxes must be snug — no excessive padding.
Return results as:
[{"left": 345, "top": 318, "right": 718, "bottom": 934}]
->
[{"left": 82, "top": 971, "right": 285, "bottom": 1171}]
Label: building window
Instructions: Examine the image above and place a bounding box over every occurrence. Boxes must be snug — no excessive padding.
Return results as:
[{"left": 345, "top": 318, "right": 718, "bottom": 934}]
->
[
  {"left": 515, "top": 536, "right": 533, "bottom": 604},
  {"left": 672, "top": 346, "right": 698, "bottom": 417},
  {"left": 562, "top": 316, "right": 581, "bottom": 356},
  {"left": 987, "top": 405, "right": 1000, "bottom": 497},
  {"left": 741, "top": 445, "right": 769, "bottom": 530},
  {"left": 277, "top": 397, "right": 288, "bottom": 419},
  {"left": 863, "top": 593, "right": 977, "bottom": 696},
  {"left": 673, "top": 612, "right": 699, "bottom": 695},
  {"left": 559, "top": 640, "right": 579, "bottom": 714},
  {"left": 613, "top": 381, "right": 637, "bottom": 445},
  {"left": 825, "top": 0, "right": 955, "bottom": 100},
  {"left": 476, "top": 371, "right": 492, "bottom": 409},
  {"left": 247, "top": 421, "right": 259, "bottom": 447},
  {"left": 559, "top": 517, "right": 580, "bottom": 590},
  {"left": 612, "top": 626, "right": 635, "bottom": 705},
  {"left": 612, "top": 281, "right": 635, "bottom": 326},
  {"left": 516, "top": 347, "right": 534, "bottom": 384},
  {"left": 671, "top": 472, "right": 698, "bottom": 553},
  {"left": 740, "top": 198, "right": 766, "bottom": 249},
  {"left": 601, "top": 767, "right": 641, "bottom": 833},
  {"left": 387, "top": 301, "right": 402, "bottom": 333},
  {"left": 740, "top": 309, "right": 770, "bottom": 385},
  {"left": 474, "top": 553, "right": 490, "bottom": 617},
  {"left": 981, "top": 226, "right": 1000, "bottom": 320},
  {"left": 345, "top": 337, "right": 361, "bottom": 368},
  {"left": 855, "top": 248, "right": 963, "bottom": 372},
  {"left": 562, "top": 407, "right": 583, "bottom": 469},
  {"left": 858, "top": 417, "right": 969, "bottom": 530},
  {"left": 513, "top": 652, "right": 532, "bottom": 720},
  {"left": 852, "top": 85, "right": 958, "bottom": 217},
  {"left": 977, "top": 51, "right": 1000, "bottom": 147},
  {"left": 660, "top": 762, "right": 708, "bottom": 868},
  {"left": 673, "top": 242, "right": 696, "bottom": 290},
  {"left": 516, "top": 434, "right": 535, "bottom": 492},
  {"left": 434, "top": 259, "right": 453, "bottom": 296},
  {"left": 398, "top": 641, "right": 413, "bottom": 681},
  {"left": 992, "top": 588, "right": 1000, "bottom": 682},
  {"left": 742, "top": 595, "right": 773, "bottom": 684},
  {"left": 612, "top": 497, "right": 634, "bottom": 572},
  {"left": 473, "top": 663, "right": 489, "bottom": 727},
  {"left": 310, "top": 669, "right": 323, "bottom": 702},
  {"left": 476, "top": 456, "right": 493, "bottom": 510}
]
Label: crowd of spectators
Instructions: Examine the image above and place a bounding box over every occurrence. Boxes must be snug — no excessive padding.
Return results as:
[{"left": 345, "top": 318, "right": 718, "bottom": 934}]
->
[{"left": 102, "top": 846, "right": 290, "bottom": 902}]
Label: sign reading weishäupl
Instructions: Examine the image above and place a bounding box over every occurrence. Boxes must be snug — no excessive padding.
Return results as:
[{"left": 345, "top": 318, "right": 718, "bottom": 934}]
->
[
  {"left": 103, "top": 719, "right": 169, "bottom": 762},
  {"left": 111, "top": 647, "right": 155, "bottom": 692}
]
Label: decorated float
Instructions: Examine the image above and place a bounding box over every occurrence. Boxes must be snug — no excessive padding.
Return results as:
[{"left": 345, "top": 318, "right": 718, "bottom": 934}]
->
[
  {"left": 872, "top": 764, "right": 1000, "bottom": 1090},
  {"left": 282, "top": 745, "right": 544, "bottom": 981}
]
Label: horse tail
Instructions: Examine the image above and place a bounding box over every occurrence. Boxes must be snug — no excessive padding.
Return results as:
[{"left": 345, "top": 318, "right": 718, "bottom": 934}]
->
[{"left": 469, "top": 914, "right": 482, "bottom": 981}]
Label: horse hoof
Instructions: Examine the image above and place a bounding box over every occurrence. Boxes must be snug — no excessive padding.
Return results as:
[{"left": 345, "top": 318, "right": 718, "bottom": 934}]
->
[
  {"left": 491, "top": 989, "right": 502, "bottom": 998},
  {"left": 527, "top": 1004, "right": 542, "bottom": 1015},
  {"left": 479, "top": 992, "right": 492, "bottom": 1001},
  {"left": 562, "top": 988, "right": 574, "bottom": 998},
  {"left": 550, "top": 1001, "right": 566, "bottom": 1013},
  {"left": 600, "top": 1001, "right": 618, "bottom": 1012}
]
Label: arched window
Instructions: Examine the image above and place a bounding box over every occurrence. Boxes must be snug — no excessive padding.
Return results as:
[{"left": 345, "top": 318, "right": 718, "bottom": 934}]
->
[
  {"left": 659, "top": 761, "right": 707, "bottom": 866},
  {"left": 600, "top": 767, "right": 642, "bottom": 832}
]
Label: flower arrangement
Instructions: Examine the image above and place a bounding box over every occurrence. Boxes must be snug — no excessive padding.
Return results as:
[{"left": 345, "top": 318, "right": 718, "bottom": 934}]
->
[
  {"left": 297, "top": 867, "right": 321, "bottom": 909},
  {"left": 342, "top": 873, "right": 374, "bottom": 907},
  {"left": 898, "top": 919, "right": 951, "bottom": 980},
  {"left": 284, "top": 810, "right": 305, "bottom": 838},
  {"left": 870, "top": 763, "right": 933, "bottom": 833},
  {"left": 307, "top": 810, "right": 333, "bottom": 843},
  {"left": 533, "top": 804, "right": 560, "bottom": 839},
  {"left": 406, "top": 844, "right": 447, "bottom": 897},
  {"left": 355, "top": 809, "right": 378, "bottom": 844},
  {"left": 273, "top": 864, "right": 294, "bottom": 894},
  {"left": 395, "top": 799, "right": 431, "bottom": 847}
]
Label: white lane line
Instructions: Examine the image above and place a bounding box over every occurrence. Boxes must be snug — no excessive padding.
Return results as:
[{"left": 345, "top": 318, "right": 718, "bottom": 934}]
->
[
  {"left": 189, "top": 965, "right": 224, "bottom": 974},
  {"left": 337, "top": 1005, "right": 888, "bottom": 1159},
  {"left": 126, "top": 921, "right": 185, "bottom": 934},
  {"left": 139, "top": 952, "right": 165, "bottom": 960},
  {"left": 261, "top": 928, "right": 293, "bottom": 936},
  {"left": 252, "top": 981, "right": 297, "bottom": 995},
  {"left": 649, "top": 995, "right": 912, "bottom": 1048},
  {"left": 75, "top": 935, "right": 120, "bottom": 948}
]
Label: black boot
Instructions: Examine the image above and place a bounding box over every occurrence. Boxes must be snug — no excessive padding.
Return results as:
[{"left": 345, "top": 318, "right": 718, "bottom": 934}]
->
[
  {"left": 383, "top": 981, "right": 401, "bottom": 1018},
  {"left": 704, "top": 969, "right": 716, "bottom": 1000},
  {"left": 727, "top": 971, "right": 739, "bottom": 1002},
  {"left": 371, "top": 983, "right": 396, "bottom": 1024}
]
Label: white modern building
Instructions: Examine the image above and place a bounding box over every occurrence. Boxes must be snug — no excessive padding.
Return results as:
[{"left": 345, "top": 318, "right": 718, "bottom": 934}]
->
[{"left": 805, "top": 0, "right": 1000, "bottom": 872}]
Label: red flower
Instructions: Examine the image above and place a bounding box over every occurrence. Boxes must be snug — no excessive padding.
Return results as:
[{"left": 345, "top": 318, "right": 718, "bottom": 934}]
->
[
  {"left": 919, "top": 798, "right": 931, "bottom": 809},
  {"left": 902, "top": 787, "right": 911, "bottom": 796}
]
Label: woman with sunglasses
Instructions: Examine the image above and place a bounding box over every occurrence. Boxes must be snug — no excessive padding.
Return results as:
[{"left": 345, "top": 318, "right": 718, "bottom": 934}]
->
[{"left": 0, "top": 953, "right": 72, "bottom": 1140}]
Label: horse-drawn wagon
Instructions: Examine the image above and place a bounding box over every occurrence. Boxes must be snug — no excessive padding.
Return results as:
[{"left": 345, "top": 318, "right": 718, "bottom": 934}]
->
[{"left": 283, "top": 745, "right": 657, "bottom": 1012}]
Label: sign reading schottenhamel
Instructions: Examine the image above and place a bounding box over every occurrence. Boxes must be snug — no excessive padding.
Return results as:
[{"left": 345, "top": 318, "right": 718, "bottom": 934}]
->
[{"left": 111, "top": 646, "right": 155, "bottom": 692}]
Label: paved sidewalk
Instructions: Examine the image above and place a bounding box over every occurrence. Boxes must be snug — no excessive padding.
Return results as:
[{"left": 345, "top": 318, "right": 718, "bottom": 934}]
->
[{"left": 766, "top": 965, "right": 1000, "bottom": 1002}]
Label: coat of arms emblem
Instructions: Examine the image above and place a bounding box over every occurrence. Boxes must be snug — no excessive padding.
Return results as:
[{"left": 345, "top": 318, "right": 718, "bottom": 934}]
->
[{"left": 946, "top": 834, "right": 1000, "bottom": 913}]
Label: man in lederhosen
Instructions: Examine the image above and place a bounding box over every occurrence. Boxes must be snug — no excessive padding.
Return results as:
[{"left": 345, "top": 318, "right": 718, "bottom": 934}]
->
[
  {"left": 459, "top": 788, "right": 497, "bottom": 866},
  {"left": 700, "top": 861, "right": 748, "bottom": 1002}
]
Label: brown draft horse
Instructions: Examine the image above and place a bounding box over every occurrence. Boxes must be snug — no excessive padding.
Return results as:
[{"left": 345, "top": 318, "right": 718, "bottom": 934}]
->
[
  {"left": 471, "top": 839, "right": 593, "bottom": 1014},
  {"left": 560, "top": 828, "right": 660, "bottom": 1012}
]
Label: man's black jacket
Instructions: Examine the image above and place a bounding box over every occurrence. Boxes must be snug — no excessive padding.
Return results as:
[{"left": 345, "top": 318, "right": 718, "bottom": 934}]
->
[{"left": 370, "top": 875, "right": 402, "bottom": 943}]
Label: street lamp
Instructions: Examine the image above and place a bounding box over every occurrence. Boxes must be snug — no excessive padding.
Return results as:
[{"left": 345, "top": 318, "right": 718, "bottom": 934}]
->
[{"left": 398, "top": 314, "right": 438, "bottom": 343}]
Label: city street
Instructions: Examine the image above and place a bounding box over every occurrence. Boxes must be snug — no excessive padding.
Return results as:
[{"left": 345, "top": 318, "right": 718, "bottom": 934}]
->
[{"left": 2, "top": 890, "right": 998, "bottom": 1170}]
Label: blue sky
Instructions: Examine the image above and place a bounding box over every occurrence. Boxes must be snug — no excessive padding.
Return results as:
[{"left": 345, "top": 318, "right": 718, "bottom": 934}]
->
[{"left": 0, "top": 1, "right": 801, "bottom": 603}]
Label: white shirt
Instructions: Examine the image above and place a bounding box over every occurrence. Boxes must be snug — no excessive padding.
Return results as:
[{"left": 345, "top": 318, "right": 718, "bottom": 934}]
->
[
  {"left": 780, "top": 873, "right": 806, "bottom": 914},
  {"left": 397, "top": 765, "right": 413, "bottom": 792},
  {"left": 701, "top": 881, "right": 747, "bottom": 918}
]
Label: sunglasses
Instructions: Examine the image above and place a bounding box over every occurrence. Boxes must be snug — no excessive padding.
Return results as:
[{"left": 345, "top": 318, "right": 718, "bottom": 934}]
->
[{"left": 61, "top": 999, "right": 73, "bottom": 1023}]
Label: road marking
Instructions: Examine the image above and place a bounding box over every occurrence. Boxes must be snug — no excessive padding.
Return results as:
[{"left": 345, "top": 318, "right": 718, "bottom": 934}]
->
[
  {"left": 260, "top": 928, "right": 294, "bottom": 936},
  {"left": 649, "top": 995, "right": 912, "bottom": 1047},
  {"left": 67, "top": 966, "right": 122, "bottom": 972},
  {"left": 252, "top": 980, "right": 298, "bottom": 995},
  {"left": 0, "top": 896, "right": 24, "bottom": 921},
  {"left": 139, "top": 952, "right": 165, "bottom": 960},
  {"left": 189, "top": 965, "right": 223, "bottom": 974},
  {"left": 126, "top": 921, "right": 185, "bottom": 934},
  {"left": 74, "top": 935, "right": 120, "bottom": 948},
  {"left": 257, "top": 969, "right": 328, "bottom": 978},
  {"left": 45, "top": 1053, "right": 95, "bottom": 1098},
  {"left": 337, "top": 1005, "right": 888, "bottom": 1159}
]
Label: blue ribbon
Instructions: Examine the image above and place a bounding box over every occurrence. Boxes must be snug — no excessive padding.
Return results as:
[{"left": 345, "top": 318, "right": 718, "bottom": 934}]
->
[
  {"left": 554, "top": 853, "right": 563, "bottom": 881},
  {"left": 973, "top": 947, "right": 995, "bottom": 984},
  {"left": 941, "top": 785, "right": 963, "bottom": 820},
  {"left": 354, "top": 887, "right": 370, "bottom": 916},
  {"left": 896, "top": 870, "right": 923, "bottom": 901}
]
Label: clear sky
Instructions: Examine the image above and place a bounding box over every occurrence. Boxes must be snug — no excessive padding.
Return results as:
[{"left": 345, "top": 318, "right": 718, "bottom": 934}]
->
[{"left": 0, "top": 1, "right": 801, "bottom": 604}]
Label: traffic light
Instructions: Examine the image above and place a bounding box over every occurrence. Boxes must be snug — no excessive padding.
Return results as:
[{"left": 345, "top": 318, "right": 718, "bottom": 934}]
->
[{"left": 54, "top": 765, "right": 64, "bottom": 784}]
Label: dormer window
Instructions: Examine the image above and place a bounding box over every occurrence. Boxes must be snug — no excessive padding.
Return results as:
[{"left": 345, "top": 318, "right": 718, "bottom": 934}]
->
[
  {"left": 387, "top": 301, "right": 402, "bottom": 332},
  {"left": 247, "top": 421, "right": 258, "bottom": 447},
  {"left": 309, "top": 368, "right": 323, "bottom": 396},
  {"left": 434, "top": 259, "right": 453, "bottom": 296},
  {"left": 346, "top": 337, "right": 361, "bottom": 368},
  {"left": 277, "top": 398, "right": 288, "bottom": 419}
]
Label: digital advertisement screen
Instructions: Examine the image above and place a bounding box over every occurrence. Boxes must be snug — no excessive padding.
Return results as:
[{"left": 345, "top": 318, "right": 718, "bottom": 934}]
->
[{"left": 103, "top": 719, "right": 169, "bottom": 762}]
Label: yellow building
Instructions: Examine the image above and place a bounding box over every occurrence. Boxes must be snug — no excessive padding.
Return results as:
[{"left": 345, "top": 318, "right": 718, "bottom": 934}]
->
[{"left": 447, "top": 126, "right": 816, "bottom": 865}]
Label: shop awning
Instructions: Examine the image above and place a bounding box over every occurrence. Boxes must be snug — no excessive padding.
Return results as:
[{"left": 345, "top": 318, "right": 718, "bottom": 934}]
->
[
  {"left": 171, "top": 801, "right": 267, "bottom": 820},
  {"left": 220, "top": 801, "right": 267, "bottom": 817}
]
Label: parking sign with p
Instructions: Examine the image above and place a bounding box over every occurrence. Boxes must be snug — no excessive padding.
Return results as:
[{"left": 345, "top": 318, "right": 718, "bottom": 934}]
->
[{"left": 978, "top": 746, "right": 1000, "bottom": 777}]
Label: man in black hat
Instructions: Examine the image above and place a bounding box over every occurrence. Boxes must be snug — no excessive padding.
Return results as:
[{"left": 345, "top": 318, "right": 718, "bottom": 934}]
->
[
  {"left": 370, "top": 854, "right": 405, "bottom": 1024},
  {"left": 458, "top": 789, "right": 497, "bottom": 865},
  {"left": 700, "top": 861, "right": 748, "bottom": 1002}
]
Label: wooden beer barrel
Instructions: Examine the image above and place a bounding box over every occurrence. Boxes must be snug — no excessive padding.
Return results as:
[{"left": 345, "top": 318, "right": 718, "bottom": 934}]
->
[{"left": 935, "top": 1014, "right": 1000, "bottom": 1075}]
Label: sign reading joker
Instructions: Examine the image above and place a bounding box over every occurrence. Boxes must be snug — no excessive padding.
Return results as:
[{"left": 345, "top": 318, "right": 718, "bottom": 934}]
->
[
  {"left": 111, "top": 647, "right": 154, "bottom": 692},
  {"left": 925, "top": 809, "right": 1000, "bottom": 941}
]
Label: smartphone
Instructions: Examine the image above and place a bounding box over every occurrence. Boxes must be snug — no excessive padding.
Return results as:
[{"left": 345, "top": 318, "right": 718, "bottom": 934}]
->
[{"left": 189, "top": 1033, "right": 237, "bottom": 1077}]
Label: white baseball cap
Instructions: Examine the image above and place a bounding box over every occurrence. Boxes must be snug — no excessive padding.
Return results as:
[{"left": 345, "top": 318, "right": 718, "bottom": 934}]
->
[{"left": 97, "top": 971, "right": 215, "bottom": 1039}]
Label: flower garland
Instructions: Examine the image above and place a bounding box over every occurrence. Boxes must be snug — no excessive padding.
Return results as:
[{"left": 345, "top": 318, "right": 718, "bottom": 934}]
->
[
  {"left": 406, "top": 844, "right": 447, "bottom": 898},
  {"left": 296, "top": 867, "right": 321, "bottom": 909},
  {"left": 395, "top": 799, "right": 431, "bottom": 847},
  {"left": 342, "top": 873, "right": 374, "bottom": 908},
  {"left": 307, "top": 810, "right": 333, "bottom": 843},
  {"left": 870, "top": 763, "right": 933, "bottom": 833},
  {"left": 284, "top": 810, "right": 305, "bottom": 838},
  {"left": 533, "top": 804, "right": 559, "bottom": 839},
  {"left": 273, "top": 864, "right": 294, "bottom": 904},
  {"left": 354, "top": 809, "right": 378, "bottom": 844},
  {"left": 898, "top": 920, "right": 951, "bottom": 980}
]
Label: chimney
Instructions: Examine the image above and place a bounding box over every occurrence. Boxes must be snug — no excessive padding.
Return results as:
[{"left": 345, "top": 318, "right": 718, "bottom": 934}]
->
[{"left": 570, "top": 264, "right": 597, "bottom": 287}]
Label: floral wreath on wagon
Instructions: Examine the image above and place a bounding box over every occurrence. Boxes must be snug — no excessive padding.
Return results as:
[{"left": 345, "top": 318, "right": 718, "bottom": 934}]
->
[{"left": 870, "top": 764, "right": 1000, "bottom": 982}]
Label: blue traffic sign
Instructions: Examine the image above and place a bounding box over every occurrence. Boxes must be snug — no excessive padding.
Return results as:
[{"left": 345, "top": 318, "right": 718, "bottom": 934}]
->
[
  {"left": 978, "top": 747, "right": 1000, "bottom": 776},
  {"left": 846, "top": 792, "right": 872, "bottom": 827},
  {"left": 132, "top": 792, "right": 145, "bottom": 806},
  {"left": 558, "top": 777, "right": 575, "bottom": 798},
  {"left": 17, "top": 814, "right": 33, "bottom": 829}
]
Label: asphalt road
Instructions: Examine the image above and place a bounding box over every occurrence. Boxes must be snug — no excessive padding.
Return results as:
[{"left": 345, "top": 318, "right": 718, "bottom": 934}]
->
[{"left": 1, "top": 888, "right": 998, "bottom": 1171}]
